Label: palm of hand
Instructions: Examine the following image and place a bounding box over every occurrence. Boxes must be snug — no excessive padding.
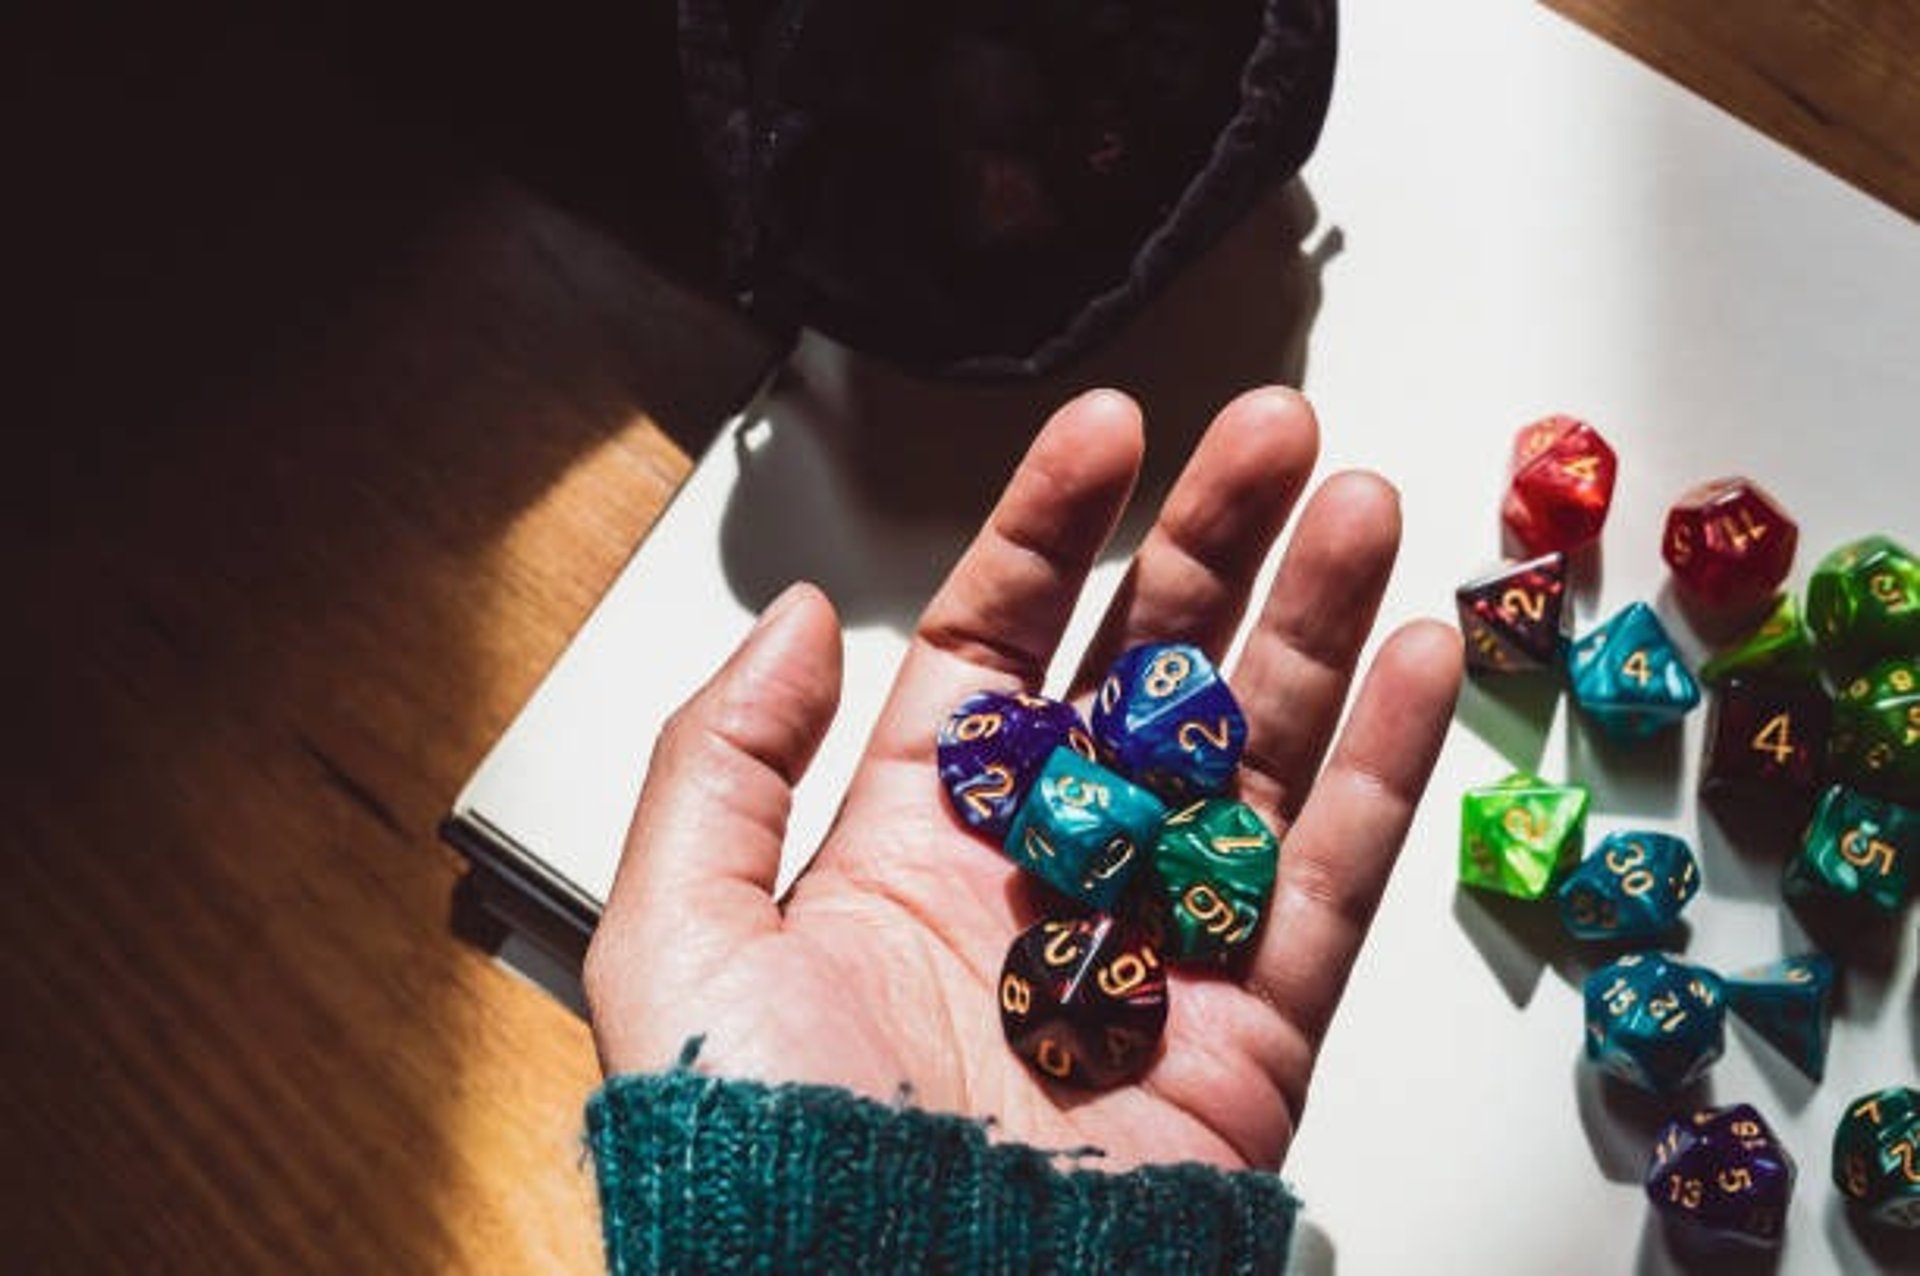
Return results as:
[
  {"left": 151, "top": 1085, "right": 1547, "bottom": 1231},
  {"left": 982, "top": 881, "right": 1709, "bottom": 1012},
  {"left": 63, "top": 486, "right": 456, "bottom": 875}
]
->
[{"left": 586, "top": 389, "right": 1462, "bottom": 1174}]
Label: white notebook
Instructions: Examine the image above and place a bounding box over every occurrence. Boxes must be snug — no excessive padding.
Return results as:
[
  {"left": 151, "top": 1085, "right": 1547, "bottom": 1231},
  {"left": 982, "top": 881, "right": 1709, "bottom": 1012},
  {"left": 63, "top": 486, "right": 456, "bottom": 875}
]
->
[{"left": 447, "top": 2, "right": 1920, "bottom": 1270}]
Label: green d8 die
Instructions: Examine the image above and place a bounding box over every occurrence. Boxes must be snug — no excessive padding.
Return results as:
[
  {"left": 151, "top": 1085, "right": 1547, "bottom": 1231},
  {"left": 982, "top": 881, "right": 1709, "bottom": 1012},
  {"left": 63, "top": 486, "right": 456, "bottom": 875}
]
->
[
  {"left": 1146, "top": 798, "right": 1279, "bottom": 963},
  {"left": 1460, "top": 772, "right": 1590, "bottom": 899},
  {"left": 1784, "top": 785, "right": 1917, "bottom": 915},
  {"left": 1832, "top": 1086, "right": 1920, "bottom": 1230},
  {"left": 1700, "top": 593, "right": 1819, "bottom": 686},
  {"left": 1830, "top": 657, "right": 1920, "bottom": 805},
  {"left": 1807, "top": 535, "right": 1920, "bottom": 671},
  {"left": 1003, "top": 748, "right": 1166, "bottom": 911}
]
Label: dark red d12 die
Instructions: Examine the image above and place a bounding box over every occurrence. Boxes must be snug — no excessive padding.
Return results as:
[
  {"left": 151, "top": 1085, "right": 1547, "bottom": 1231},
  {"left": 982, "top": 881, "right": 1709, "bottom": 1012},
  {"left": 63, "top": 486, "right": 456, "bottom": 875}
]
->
[
  {"left": 998, "top": 914, "right": 1167, "bottom": 1089},
  {"left": 1501, "top": 415, "right": 1618, "bottom": 555},
  {"left": 1456, "top": 552, "right": 1568, "bottom": 673},
  {"left": 1662, "top": 477, "right": 1799, "bottom": 611}
]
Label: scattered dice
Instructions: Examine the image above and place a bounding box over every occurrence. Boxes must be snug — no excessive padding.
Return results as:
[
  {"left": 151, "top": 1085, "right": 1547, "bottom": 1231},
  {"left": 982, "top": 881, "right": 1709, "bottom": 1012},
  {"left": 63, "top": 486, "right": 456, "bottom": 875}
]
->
[
  {"left": 1661, "top": 477, "right": 1798, "bottom": 612},
  {"left": 1646, "top": 1104, "right": 1796, "bottom": 1248},
  {"left": 998, "top": 915, "right": 1168, "bottom": 1089},
  {"left": 1455, "top": 551, "right": 1568, "bottom": 673},
  {"left": 1568, "top": 602, "right": 1702, "bottom": 742},
  {"left": 1501, "top": 414, "right": 1618, "bottom": 554},
  {"left": 1698, "top": 675, "right": 1830, "bottom": 804},
  {"left": 1724, "top": 953, "right": 1837, "bottom": 1082},
  {"left": 1146, "top": 798, "right": 1278, "bottom": 963},
  {"left": 1832, "top": 1087, "right": 1920, "bottom": 1229},
  {"left": 1784, "top": 784, "right": 1916, "bottom": 916},
  {"left": 938, "top": 690, "right": 1096, "bottom": 839},
  {"left": 1700, "top": 593, "right": 1819, "bottom": 686},
  {"left": 1090, "top": 642, "right": 1247, "bottom": 801},
  {"left": 1806, "top": 535, "right": 1920, "bottom": 672},
  {"left": 1583, "top": 953, "right": 1726, "bottom": 1094},
  {"left": 1002, "top": 747, "right": 1165, "bottom": 910},
  {"left": 1459, "top": 772, "right": 1589, "bottom": 899},
  {"left": 1556, "top": 831, "right": 1698, "bottom": 943},
  {"left": 1829, "top": 655, "right": 1920, "bottom": 805}
]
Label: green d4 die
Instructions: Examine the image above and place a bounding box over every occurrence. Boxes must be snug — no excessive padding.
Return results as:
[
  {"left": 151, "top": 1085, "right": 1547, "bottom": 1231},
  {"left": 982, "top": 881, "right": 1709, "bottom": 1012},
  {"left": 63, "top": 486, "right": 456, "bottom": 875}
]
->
[
  {"left": 1807, "top": 535, "right": 1920, "bottom": 672},
  {"left": 1700, "top": 593, "right": 1819, "bottom": 686},
  {"left": 1784, "top": 784, "right": 1917, "bottom": 915},
  {"left": 1460, "top": 772, "right": 1590, "bottom": 899},
  {"left": 1830, "top": 656, "right": 1920, "bottom": 806},
  {"left": 1145, "top": 798, "right": 1279, "bottom": 963}
]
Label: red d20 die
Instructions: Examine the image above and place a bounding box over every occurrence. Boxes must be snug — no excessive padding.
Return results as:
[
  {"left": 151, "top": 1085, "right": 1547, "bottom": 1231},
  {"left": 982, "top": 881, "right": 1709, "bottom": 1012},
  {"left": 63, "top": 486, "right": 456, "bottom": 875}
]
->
[
  {"left": 1501, "top": 415, "right": 1618, "bottom": 555},
  {"left": 1662, "top": 477, "right": 1798, "bottom": 611}
]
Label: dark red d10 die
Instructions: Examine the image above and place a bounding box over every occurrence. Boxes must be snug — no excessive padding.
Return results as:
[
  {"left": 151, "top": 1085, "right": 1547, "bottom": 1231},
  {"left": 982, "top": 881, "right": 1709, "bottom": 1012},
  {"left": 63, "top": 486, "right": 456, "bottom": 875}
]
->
[
  {"left": 1662, "top": 477, "right": 1798, "bottom": 611},
  {"left": 1456, "top": 552, "right": 1569, "bottom": 673},
  {"left": 1501, "top": 415, "right": 1618, "bottom": 555},
  {"left": 998, "top": 914, "right": 1167, "bottom": 1089},
  {"left": 1700, "top": 676, "right": 1831, "bottom": 804}
]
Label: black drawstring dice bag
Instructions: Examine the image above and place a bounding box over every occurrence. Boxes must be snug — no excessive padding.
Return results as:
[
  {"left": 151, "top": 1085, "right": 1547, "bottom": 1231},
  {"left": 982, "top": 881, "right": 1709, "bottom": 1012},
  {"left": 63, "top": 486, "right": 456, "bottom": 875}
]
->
[{"left": 677, "top": 0, "right": 1336, "bottom": 380}]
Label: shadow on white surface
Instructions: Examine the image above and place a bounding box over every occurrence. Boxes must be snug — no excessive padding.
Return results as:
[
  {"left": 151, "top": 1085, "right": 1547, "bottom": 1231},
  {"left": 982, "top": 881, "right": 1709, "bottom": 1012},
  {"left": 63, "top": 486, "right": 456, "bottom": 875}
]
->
[
  {"left": 1452, "top": 885, "right": 1573, "bottom": 1007},
  {"left": 1725, "top": 1018, "right": 1819, "bottom": 1119},
  {"left": 1284, "top": 1217, "right": 1338, "bottom": 1276},
  {"left": 1821, "top": 1192, "right": 1920, "bottom": 1273},
  {"left": 1575, "top": 1054, "right": 1715, "bottom": 1186},
  {"left": 1695, "top": 790, "right": 1811, "bottom": 905},
  {"left": 1454, "top": 670, "right": 1562, "bottom": 773},
  {"left": 1567, "top": 712, "right": 1687, "bottom": 819}
]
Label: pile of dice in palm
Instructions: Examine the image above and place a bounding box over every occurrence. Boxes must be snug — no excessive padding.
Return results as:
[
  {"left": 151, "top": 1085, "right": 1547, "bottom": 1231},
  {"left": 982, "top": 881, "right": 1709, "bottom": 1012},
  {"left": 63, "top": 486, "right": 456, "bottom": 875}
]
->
[
  {"left": 937, "top": 643, "right": 1279, "bottom": 1090},
  {"left": 1453, "top": 414, "right": 1920, "bottom": 1249}
]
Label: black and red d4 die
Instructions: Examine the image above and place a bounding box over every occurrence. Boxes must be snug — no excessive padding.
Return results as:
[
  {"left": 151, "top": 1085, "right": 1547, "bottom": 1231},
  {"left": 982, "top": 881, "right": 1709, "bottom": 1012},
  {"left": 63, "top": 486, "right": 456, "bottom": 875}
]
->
[
  {"left": 1700, "top": 676, "right": 1831, "bottom": 803},
  {"left": 1455, "top": 552, "right": 1568, "bottom": 673},
  {"left": 998, "top": 914, "right": 1167, "bottom": 1089}
]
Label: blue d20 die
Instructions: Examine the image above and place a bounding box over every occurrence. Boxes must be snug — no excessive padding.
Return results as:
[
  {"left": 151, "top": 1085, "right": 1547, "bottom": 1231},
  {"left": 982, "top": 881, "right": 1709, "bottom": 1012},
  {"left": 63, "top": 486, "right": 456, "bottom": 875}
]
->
[
  {"left": 938, "top": 691, "right": 1097, "bottom": 840},
  {"left": 1003, "top": 748, "right": 1167, "bottom": 910},
  {"left": 1645, "top": 1103, "right": 1796, "bottom": 1248},
  {"left": 1090, "top": 643, "right": 1247, "bottom": 800},
  {"left": 1568, "top": 603, "right": 1702, "bottom": 742},
  {"left": 1557, "top": 831, "right": 1700, "bottom": 942},
  {"left": 1725, "top": 953, "right": 1837, "bottom": 1082},
  {"left": 1584, "top": 953, "right": 1726, "bottom": 1094}
]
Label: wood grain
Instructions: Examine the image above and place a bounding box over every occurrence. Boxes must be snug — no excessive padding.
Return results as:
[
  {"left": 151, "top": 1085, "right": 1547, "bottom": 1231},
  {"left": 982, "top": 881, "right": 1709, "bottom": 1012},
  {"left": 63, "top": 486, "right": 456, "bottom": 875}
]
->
[
  {"left": 3, "top": 2, "right": 1912, "bottom": 1270},
  {"left": 1546, "top": 0, "right": 1920, "bottom": 221}
]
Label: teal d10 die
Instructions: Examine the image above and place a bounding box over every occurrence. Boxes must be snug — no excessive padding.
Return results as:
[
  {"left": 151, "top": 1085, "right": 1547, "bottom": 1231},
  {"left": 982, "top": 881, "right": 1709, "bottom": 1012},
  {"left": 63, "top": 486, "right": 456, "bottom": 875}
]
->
[
  {"left": 1584, "top": 953, "right": 1726, "bottom": 1094},
  {"left": 1832, "top": 1086, "right": 1920, "bottom": 1230},
  {"left": 1002, "top": 748, "right": 1167, "bottom": 910},
  {"left": 1784, "top": 784, "right": 1917, "bottom": 916},
  {"left": 1568, "top": 603, "right": 1702, "bottom": 742},
  {"left": 1724, "top": 953, "right": 1837, "bottom": 1082},
  {"left": 1459, "top": 772, "right": 1589, "bottom": 899},
  {"left": 1556, "top": 831, "right": 1699, "bottom": 942},
  {"left": 1145, "top": 798, "right": 1279, "bottom": 964}
]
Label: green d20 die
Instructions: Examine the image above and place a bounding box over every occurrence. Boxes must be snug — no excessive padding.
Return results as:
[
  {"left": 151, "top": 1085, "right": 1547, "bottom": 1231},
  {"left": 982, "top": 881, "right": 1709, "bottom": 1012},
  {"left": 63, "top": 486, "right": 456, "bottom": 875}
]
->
[
  {"left": 1830, "top": 656, "right": 1920, "bottom": 806},
  {"left": 1724, "top": 952, "right": 1837, "bottom": 1082},
  {"left": 1700, "top": 593, "right": 1819, "bottom": 686},
  {"left": 1784, "top": 784, "right": 1917, "bottom": 915},
  {"left": 1145, "top": 798, "right": 1279, "bottom": 963},
  {"left": 1832, "top": 1086, "right": 1920, "bottom": 1230},
  {"left": 1460, "top": 772, "right": 1589, "bottom": 899},
  {"left": 1807, "top": 534, "right": 1920, "bottom": 672}
]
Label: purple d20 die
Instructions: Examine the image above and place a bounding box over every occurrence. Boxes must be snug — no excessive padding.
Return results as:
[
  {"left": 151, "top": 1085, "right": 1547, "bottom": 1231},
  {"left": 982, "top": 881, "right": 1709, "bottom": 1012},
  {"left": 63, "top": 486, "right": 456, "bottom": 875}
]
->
[
  {"left": 1090, "top": 643, "right": 1247, "bottom": 801},
  {"left": 1645, "top": 1103, "right": 1796, "bottom": 1248},
  {"left": 938, "top": 690, "right": 1095, "bottom": 840}
]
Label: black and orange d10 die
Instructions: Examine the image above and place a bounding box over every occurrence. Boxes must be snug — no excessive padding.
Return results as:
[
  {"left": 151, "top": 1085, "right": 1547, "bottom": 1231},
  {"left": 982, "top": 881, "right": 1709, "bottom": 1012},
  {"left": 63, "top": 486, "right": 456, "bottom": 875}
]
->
[{"left": 998, "top": 914, "right": 1167, "bottom": 1089}]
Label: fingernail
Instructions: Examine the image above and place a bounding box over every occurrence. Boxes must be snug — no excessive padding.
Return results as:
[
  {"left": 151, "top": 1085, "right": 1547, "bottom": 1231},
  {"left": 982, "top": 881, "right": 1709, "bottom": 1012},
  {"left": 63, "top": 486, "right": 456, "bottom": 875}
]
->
[{"left": 751, "top": 582, "right": 809, "bottom": 635}]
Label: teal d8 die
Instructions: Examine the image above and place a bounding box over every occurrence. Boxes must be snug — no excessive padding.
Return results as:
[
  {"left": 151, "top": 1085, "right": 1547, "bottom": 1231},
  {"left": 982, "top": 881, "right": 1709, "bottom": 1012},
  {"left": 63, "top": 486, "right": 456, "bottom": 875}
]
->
[
  {"left": 1832, "top": 1086, "right": 1920, "bottom": 1230},
  {"left": 1784, "top": 784, "right": 1917, "bottom": 916},
  {"left": 1556, "top": 831, "right": 1699, "bottom": 942},
  {"left": 1725, "top": 953, "right": 1837, "bottom": 1082},
  {"left": 1568, "top": 603, "right": 1702, "bottom": 742},
  {"left": 1002, "top": 748, "right": 1166, "bottom": 910},
  {"left": 1584, "top": 953, "right": 1726, "bottom": 1094},
  {"left": 1830, "top": 656, "right": 1920, "bottom": 806}
]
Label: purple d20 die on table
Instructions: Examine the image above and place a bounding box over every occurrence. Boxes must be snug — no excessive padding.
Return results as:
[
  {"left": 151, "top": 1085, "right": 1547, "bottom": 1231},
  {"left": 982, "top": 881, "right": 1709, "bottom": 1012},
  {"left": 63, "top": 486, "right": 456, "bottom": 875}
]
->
[
  {"left": 1646, "top": 1103, "right": 1796, "bottom": 1247},
  {"left": 938, "top": 690, "right": 1095, "bottom": 840},
  {"left": 1090, "top": 642, "right": 1246, "bottom": 801}
]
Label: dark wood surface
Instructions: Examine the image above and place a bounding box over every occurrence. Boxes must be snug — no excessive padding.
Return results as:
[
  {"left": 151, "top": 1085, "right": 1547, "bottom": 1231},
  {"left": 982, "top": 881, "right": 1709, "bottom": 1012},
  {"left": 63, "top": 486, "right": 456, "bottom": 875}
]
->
[{"left": 4, "top": 4, "right": 1913, "bottom": 1270}]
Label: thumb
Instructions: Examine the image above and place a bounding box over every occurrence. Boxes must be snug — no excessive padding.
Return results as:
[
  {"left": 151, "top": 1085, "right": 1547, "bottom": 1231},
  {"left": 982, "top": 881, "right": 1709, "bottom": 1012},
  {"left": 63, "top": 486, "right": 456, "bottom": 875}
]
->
[{"left": 584, "top": 582, "right": 842, "bottom": 1065}]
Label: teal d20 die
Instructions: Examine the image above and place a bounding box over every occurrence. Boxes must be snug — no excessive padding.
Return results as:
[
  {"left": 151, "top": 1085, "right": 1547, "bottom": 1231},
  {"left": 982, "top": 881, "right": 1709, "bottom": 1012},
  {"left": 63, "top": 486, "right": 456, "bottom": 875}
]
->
[
  {"left": 1832, "top": 1086, "right": 1920, "bottom": 1230},
  {"left": 1556, "top": 831, "right": 1699, "bottom": 942},
  {"left": 1459, "top": 772, "right": 1589, "bottom": 899},
  {"left": 1724, "top": 953, "right": 1837, "bottom": 1082},
  {"left": 1002, "top": 748, "right": 1166, "bottom": 910},
  {"left": 1568, "top": 602, "right": 1702, "bottom": 742},
  {"left": 1584, "top": 952, "right": 1726, "bottom": 1094},
  {"left": 1784, "top": 784, "right": 1917, "bottom": 916}
]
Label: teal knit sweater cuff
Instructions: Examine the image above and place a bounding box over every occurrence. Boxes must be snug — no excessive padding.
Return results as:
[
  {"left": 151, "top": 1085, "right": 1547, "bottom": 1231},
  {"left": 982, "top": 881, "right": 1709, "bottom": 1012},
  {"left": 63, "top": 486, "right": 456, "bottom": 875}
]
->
[{"left": 585, "top": 1053, "right": 1300, "bottom": 1273}]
